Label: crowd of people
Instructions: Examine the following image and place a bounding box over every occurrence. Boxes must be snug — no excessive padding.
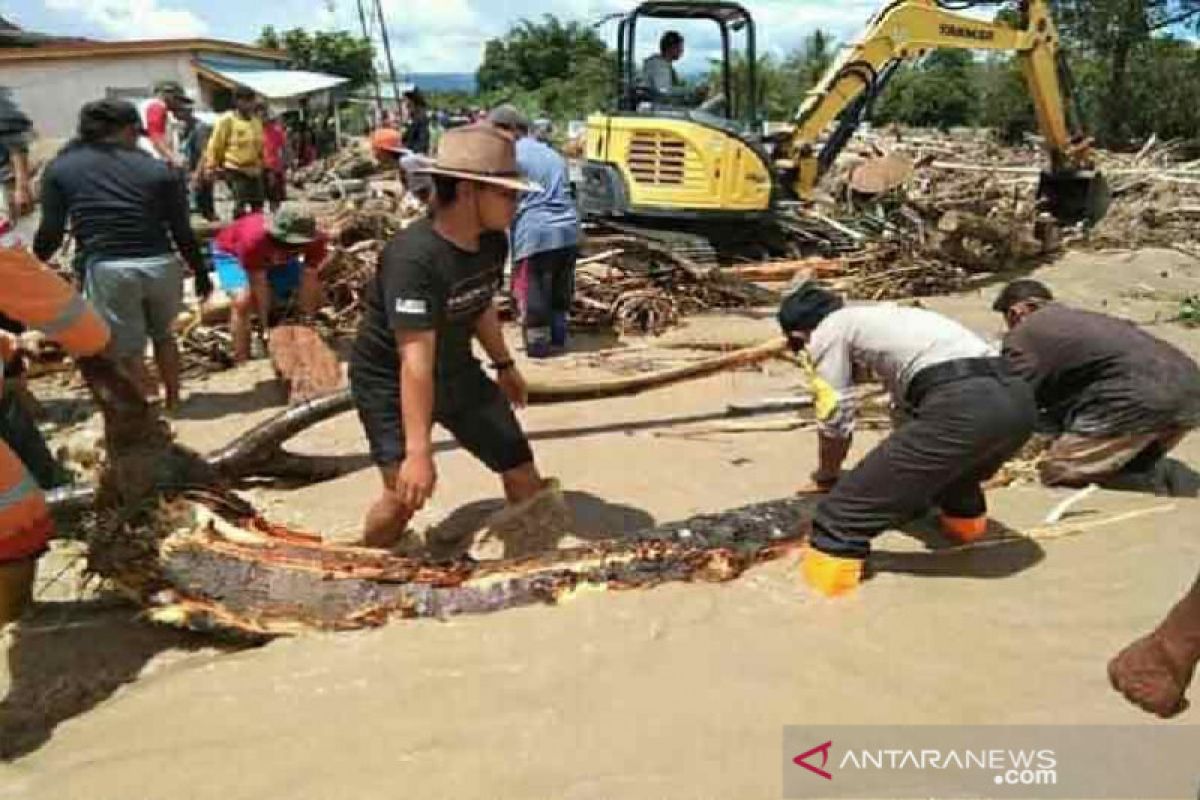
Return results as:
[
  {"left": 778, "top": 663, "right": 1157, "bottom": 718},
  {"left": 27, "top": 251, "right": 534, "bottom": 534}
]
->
[{"left": 0, "top": 80, "right": 1193, "bottom": 723}]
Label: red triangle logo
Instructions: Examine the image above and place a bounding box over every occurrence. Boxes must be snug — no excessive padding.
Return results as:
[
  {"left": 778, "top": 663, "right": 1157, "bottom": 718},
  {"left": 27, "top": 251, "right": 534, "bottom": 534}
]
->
[{"left": 794, "top": 740, "right": 834, "bottom": 780}]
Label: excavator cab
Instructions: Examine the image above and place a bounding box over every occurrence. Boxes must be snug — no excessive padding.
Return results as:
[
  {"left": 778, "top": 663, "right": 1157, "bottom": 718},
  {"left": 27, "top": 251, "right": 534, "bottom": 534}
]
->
[{"left": 580, "top": 1, "right": 776, "bottom": 224}]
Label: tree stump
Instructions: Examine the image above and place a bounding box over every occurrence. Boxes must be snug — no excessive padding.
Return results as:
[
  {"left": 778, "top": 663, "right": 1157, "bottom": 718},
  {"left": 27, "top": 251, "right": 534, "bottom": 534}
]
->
[{"left": 268, "top": 325, "right": 344, "bottom": 404}]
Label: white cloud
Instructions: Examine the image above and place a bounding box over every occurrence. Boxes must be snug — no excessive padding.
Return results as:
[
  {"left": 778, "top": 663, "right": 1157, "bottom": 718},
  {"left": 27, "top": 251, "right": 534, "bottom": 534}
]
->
[
  {"left": 45, "top": 0, "right": 209, "bottom": 38},
  {"left": 315, "top": 0, "right": 977, "bottom": 73}
]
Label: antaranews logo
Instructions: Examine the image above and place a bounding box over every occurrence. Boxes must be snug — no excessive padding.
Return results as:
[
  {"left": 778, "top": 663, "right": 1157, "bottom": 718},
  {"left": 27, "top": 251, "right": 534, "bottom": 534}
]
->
[{"left": 793, "top": 741, "right": 834, "bottom": 781}]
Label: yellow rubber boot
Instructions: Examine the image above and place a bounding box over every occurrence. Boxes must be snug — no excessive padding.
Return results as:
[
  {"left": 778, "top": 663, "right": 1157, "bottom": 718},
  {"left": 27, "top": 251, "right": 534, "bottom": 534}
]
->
[
  {"left": 0, "top": 557, "right": 36, "bottom": 625},
  {"left": 801, "top": 547, "right": 863, "bottom": 597},
  {"left": 940, "top": 513, "right": 988, "bottom": 544}
]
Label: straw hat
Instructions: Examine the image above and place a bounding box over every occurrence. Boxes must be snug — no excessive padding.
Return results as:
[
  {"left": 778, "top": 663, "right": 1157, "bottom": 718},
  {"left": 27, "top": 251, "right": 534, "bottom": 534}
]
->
[{"left": 415, "top": 124, "right": 541, "bottom": 192}]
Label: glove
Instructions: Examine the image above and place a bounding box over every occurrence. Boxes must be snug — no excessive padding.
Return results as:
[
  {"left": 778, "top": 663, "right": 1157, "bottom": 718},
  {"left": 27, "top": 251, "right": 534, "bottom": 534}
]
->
[
  {"left": 194, "top": 270, "right": 214, "bottom": 301},
  {"left": 799, "top": 352, "right": 838, "bottom": 422}
]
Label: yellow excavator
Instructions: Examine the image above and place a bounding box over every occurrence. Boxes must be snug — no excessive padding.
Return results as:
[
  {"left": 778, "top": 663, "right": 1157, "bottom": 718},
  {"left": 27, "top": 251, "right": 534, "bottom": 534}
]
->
[{"left": 580, "top": 0, "right": 1109, "bottom": 259}]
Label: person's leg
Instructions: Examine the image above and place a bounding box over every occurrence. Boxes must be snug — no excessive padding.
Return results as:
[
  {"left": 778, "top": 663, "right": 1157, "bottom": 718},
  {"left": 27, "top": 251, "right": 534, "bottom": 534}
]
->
[
  {"left": 1039, "top": 431, "right": 1159, "bottom": 487},
  {"left": 809, "top": 377, "right": 1035, "bottom": 594},
  {"left": 230, "top": 288, "right": 254, "bottom": 363},
  {"left": 248, "top": 269, "right": 272, "bottom": 354},
  {"left": 0, "top": 390, "right": 63, "bottom": 489},
  {"left": 141, "top": 257, "right": 184, "bottom": 409},
  {"left": 85, "top": 259, "right": 154, "bottom": 398},
  {"left": 511, "top": 258, "right": 530, "bottom": 326},
  {"left": 363, "top": 464, "right": 414, "bottom": 549},
  {"left": 549, "top": 247, "right": 576, "bottom": 349},
  {"left": 523, "top": 252, "right": 553, "bottom": 358},
  {"left": 1109, "top": 571, "right": 1200, "bottom": 718},
  {"left": 196, "top": 178, "right": 217, "bottom": 222}
]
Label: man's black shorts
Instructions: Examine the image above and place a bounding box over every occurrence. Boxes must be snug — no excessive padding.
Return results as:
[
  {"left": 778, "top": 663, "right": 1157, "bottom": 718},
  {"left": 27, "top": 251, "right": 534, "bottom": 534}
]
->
[{"left": 350, "top": 365, "right": 533, "bottom": 473}]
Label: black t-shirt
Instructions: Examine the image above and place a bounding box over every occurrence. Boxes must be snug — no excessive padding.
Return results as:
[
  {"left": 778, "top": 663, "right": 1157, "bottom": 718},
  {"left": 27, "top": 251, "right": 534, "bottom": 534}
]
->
[
  {"left": 350, "top": 218, "right": 508, "bottom": 390},
  {"left": 1002, "top": 304, "right": 1200, "bottom": 436}
]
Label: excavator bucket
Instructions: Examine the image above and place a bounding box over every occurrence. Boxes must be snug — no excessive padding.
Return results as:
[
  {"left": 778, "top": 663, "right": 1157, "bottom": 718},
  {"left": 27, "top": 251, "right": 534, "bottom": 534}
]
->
[{"left": 1037, "top": 169, "right": 1111, "bottom": 226}]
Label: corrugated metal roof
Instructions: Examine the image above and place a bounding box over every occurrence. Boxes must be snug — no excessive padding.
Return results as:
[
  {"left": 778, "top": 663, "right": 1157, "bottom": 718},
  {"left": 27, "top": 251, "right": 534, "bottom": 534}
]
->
[{"left": 198, "top": 60, "right": 350, "bottom": 99}]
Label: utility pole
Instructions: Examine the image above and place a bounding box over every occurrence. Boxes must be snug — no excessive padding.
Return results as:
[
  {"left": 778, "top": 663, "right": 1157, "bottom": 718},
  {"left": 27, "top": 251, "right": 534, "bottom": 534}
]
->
[
  {"left": 371, "top": 0, "right": 402, "bottom": 112},
  {"left": 355, "top": 0, "right": 384, "bottom": 119}
]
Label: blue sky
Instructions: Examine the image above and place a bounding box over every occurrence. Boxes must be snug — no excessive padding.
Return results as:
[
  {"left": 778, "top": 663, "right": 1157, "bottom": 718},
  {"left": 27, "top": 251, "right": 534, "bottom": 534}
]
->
[{"left": 2, "top": 0, "right": 889, "bottom": 72}]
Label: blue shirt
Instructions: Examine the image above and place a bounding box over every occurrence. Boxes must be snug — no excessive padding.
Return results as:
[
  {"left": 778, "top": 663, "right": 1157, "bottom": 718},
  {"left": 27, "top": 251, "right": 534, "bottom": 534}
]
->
[{"left": 511, "top": 136, "right": 579, "bottom": 262}]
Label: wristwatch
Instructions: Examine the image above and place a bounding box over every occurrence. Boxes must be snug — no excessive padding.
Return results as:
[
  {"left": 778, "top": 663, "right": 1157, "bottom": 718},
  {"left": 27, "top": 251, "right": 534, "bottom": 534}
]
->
[{"left": 491, "top": 358, "right": 515, "bottom": 372}]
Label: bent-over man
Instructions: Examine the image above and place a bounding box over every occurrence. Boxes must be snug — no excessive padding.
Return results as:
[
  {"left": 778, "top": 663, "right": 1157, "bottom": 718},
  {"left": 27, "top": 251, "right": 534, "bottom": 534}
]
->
[
  {"left": 995, "top": 280, "right": 1200, "bottom": 489},
  {"left": 779, "top": 284, "right": 1036, "bottom": 596}
]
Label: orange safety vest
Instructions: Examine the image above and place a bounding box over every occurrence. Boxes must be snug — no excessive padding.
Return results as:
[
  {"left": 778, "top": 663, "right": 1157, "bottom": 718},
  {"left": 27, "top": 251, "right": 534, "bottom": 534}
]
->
[{"left": 0, "top": 247, "right": 109, "bottom": 561}]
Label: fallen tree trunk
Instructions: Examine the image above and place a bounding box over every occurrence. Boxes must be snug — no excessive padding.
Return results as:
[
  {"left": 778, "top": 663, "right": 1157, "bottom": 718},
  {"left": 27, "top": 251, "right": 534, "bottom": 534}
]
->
[
  {"left": 724, "top": 258, "right": 846, "bottom": 282},
  {"left": 91, "top": 489, "right": 816, "bottom": 637},
  {"left": 206, "top": 337, "right": 788, "bottom": 481}
]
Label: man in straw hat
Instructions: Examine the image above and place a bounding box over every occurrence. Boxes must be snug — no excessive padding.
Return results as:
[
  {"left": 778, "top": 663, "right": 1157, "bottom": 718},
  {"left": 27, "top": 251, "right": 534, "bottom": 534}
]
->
[
  {"left": 349, "top": 124, "right": 566, "bottom": 549},
  {"left": 777, "top": 282, "right": 1036, "bottom": 597}
]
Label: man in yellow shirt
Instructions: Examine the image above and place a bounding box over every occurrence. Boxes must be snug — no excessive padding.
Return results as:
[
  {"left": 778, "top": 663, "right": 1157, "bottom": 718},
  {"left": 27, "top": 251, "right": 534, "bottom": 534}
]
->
[{"left": 204, "top": 86, "right": 265, "bottom": 219}]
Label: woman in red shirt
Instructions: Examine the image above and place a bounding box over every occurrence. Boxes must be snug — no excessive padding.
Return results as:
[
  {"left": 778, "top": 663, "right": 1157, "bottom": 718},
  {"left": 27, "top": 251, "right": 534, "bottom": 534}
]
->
[{"left": 212, "top": 206, "right": 328, "bottom": 361}]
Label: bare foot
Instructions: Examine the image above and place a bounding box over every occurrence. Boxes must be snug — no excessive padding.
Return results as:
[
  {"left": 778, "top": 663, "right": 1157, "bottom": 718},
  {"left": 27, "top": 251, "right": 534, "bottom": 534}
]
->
[{"left": 1108, "top": 631, "right": 1195, "bottom": 718}]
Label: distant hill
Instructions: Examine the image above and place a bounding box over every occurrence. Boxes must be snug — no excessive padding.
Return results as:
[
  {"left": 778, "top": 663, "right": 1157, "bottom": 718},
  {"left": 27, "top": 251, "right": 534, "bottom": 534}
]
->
[{"left": 407, "top": 73, "right": 477, "bottom": 94}]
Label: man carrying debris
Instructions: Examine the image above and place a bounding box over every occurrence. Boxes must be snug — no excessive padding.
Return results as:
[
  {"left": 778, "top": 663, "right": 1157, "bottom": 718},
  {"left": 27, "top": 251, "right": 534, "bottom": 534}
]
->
[
  {"left": 204, "top": 86, "right": 265, "bottom": 219},
  {"left": 349, "top": 124, "right": 565, "bottom": 549},
  {"left": 34, "top": 99, "right": 211, "bottom": 411},
  {"left": 778, "top": 283, "right": 1036, "bottom": 597},
  {"left": 994, "top": 280, "right": 1200, "bottom": 490},
  {"left": 488, "top": 105, "right": 579, "bottom": 357},
  {"left": 211, "top": 206, "right": 329, "bottom": 362}
]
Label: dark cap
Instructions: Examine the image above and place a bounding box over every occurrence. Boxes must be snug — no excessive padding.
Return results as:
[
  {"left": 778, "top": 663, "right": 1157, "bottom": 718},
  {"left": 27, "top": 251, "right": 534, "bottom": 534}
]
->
[
  {"left": 992, "top": 279, "right": 1054, "bottom": 313},
  {"left": 778, "top": 282, "right": 844, "bottom": 337},
  {"left": 154, "top": 79, "right": 186, "bottom": 96},
  {"left": 79, "top": 99, "right": 144, "bottom": 137}
]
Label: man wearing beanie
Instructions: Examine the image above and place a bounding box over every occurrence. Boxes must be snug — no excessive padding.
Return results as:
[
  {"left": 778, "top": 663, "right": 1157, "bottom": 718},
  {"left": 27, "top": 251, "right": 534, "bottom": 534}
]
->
[{"left": 778, "top": 283, "right": 1036, "bottom": 596}]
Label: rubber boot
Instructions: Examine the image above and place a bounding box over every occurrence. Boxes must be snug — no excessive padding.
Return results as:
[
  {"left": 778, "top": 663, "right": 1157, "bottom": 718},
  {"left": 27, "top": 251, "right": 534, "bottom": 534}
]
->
[
  {"left": 940, "top": 513, "right": 988, "bottom": 544},
  {"left": 550, "top": 312, "right": 569, "bottom": 349},
  {"left": 0, "top": 557, "right": 36, "bottom": 625},
  {"left": 801, "top": 547, "right": 863, "bottom": 597}
]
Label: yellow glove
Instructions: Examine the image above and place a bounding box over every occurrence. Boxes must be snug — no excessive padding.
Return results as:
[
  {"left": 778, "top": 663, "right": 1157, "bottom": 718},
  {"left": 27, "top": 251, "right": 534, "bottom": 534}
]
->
[{"left": 799, "top": 351, "right": 838, "bottom": 422}]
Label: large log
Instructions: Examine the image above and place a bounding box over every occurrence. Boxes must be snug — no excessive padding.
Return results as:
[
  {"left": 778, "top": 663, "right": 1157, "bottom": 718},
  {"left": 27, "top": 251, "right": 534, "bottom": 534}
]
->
[
  {"left": 206, "top": 337, "right": 789, "bottom": 481},
  {"left": 92, "top": 489, "right": 816, "bottom": 637}
]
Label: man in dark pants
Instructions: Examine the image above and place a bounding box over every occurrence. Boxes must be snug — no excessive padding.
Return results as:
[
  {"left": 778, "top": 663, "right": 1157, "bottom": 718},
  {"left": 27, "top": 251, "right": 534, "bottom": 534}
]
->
[
  {"left": 488, "top": 105, "right": 579, "bottom": 357},
  {"left": 995, "top": 280, "right": 1200, "bottom": 490},
  {"left": 779, "top": 284, "right": 1036, "bottom": 596},
  {"left": 349, "top": 125, "right": 564, "bottom": 549},
  {"left": 204, "top": 86, "right": 265, "bottom": 219}
]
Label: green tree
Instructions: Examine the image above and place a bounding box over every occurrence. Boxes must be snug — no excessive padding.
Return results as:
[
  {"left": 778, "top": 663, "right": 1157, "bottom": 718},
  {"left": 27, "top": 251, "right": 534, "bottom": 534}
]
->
[
  {"left": 1048, "top": 1, "right": 1200, "bottom": 144},
  {"left": 475, "top": 15, "right": 613, "bottom": 123},
  {"left": 258, "top": 27, "right": 376, "bottom": 89},
  {"left": 874, "top": 50, "right": 981, "bottom": 130}
]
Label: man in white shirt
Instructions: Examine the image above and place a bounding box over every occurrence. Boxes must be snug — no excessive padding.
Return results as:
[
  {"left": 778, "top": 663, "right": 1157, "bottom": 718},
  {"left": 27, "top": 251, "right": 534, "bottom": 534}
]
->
[{"left": 778, "top": 283, "right": 1036, "bottom": 597}]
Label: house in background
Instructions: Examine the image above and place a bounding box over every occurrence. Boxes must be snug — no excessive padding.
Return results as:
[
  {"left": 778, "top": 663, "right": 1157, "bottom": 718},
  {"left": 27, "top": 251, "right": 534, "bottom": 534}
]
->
[{"left": 0, "top": 26, "right": 350, "bottom": 139}]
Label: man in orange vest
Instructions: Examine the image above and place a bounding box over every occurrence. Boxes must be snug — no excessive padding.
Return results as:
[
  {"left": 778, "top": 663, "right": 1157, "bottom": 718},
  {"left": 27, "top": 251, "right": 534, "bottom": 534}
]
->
[{"left": 0, "top": 89, "right": 111, "bottom": 623}]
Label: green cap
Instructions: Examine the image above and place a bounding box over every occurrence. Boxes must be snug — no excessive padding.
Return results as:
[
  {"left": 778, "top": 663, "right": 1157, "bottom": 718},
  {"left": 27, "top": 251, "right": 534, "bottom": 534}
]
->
[{"left": 267, "top": 206, "right": 319, "bottom": 245}]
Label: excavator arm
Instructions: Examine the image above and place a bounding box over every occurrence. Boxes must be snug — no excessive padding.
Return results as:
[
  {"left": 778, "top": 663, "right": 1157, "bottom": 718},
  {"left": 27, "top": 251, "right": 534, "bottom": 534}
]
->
[{"left": 779, "top": 0, "right": 1108, "bottom": 223}]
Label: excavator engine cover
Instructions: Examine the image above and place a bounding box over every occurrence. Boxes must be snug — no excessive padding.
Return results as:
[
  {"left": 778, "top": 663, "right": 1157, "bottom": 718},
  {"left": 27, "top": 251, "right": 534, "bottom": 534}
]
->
[{"left": 1037, "top": 169, "right": 1111, "bottom": 226}]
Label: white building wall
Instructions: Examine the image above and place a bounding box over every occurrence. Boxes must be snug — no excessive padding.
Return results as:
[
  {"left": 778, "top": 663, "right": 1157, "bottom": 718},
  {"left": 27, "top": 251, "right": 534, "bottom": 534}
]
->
[{"left": 0, "top": 53, "right": 199, "bottom": 139}]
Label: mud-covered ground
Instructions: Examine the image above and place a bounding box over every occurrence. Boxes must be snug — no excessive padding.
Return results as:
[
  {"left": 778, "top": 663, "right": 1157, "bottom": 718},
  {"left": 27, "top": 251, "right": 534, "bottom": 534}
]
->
[{"left": 2, "top": 248, "right": 1198, "bottom": 799}]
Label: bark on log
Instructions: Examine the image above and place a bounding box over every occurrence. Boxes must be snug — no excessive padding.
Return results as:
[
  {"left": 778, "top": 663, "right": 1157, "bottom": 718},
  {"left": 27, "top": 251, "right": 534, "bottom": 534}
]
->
[
  {"left": 268, "top": 324, "right": 345, "bottom": 404},
  {"left": 96, "top": 490, "right": 816, "bottom": 637}
]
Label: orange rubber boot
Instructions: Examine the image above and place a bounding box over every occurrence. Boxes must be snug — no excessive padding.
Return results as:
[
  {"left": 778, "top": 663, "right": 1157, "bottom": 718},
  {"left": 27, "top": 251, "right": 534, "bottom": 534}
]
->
[
  {"left": 940, "top": 513, "right": 988, "bottom": 544},
  {"left": 801, "top": 548, "right": 863, "bottom": 597}
]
